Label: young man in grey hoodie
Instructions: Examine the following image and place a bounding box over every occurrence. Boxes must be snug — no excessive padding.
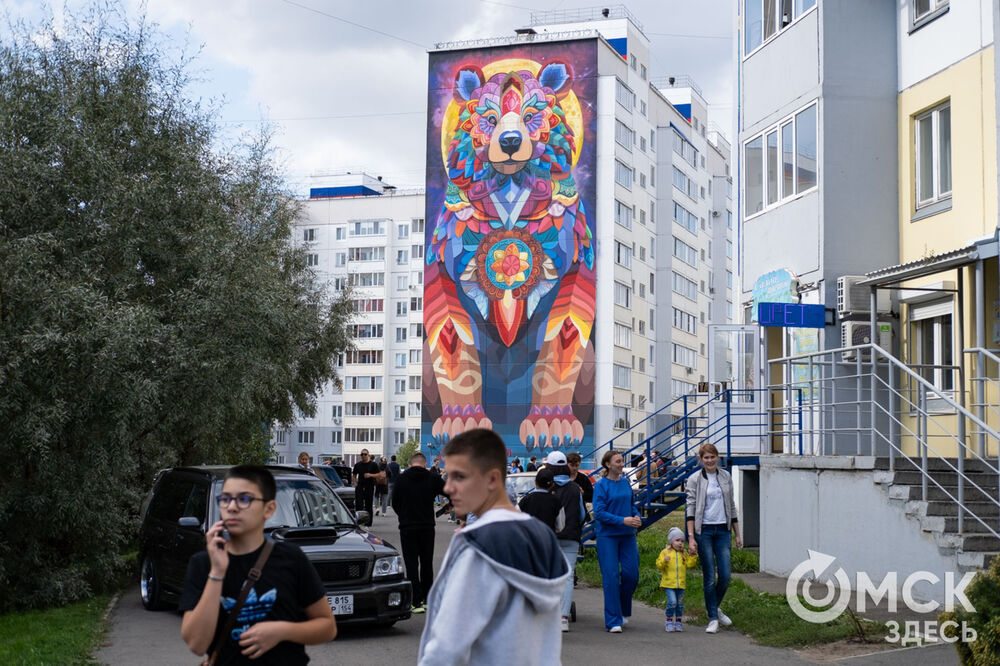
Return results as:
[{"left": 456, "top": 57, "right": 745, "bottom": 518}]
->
[{"left": 418, "top": 429, "right": 569, "bottom": 666}]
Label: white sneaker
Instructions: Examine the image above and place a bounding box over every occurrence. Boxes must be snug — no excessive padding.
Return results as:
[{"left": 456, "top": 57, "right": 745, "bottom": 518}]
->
[
  {"left": 561, "top": 617, "right": 569, "bottom": 632},
  {"left": 622, "top": 617, "right": 630, "bottom": 625},
  {"left": 609, "top": 626, "right": 623, "bottom": 633},
  {"left": 706, "top": 620, "right": 719, "bottom": 634},
  {"left": 718, "top": 610, "right": 733, "bottom": 627}
]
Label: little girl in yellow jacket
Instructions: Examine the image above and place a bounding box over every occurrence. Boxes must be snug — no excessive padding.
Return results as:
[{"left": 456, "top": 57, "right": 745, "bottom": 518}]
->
[{"left": 656, "top": 527, "right": 699, "bottom": 632}]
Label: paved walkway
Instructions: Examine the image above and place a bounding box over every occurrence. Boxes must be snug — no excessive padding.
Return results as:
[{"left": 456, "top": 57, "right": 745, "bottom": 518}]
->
[{"left": 95, "top": 511, "right": 959, "bottom": 665}]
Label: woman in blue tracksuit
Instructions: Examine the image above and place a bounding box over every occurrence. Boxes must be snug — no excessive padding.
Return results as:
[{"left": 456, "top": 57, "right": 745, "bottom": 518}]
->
[{"left": 592, "top": 449, "right": 641, "bottom": 633}]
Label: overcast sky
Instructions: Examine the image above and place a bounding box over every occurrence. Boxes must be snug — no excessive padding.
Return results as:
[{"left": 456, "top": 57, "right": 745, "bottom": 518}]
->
[{"left": 12, "top": 1, "right": 736, "bottom": 194}]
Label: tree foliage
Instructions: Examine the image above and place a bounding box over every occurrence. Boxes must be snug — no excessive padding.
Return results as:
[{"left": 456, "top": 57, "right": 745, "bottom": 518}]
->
[
  {"left": 396, "top": 438, "right": 420, "bottom": 467},
  {"left": 0, "top": 6, "right": 353, "bottom": 611}
]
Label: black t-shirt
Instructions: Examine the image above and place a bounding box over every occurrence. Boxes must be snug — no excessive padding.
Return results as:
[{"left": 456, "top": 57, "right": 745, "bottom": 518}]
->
[
  {"left": 352, "top": 460, "right": 380, "bottom": 488},
  {"left": 518, "top": 490, "right": 562, "bottom": 532},
  {"left": 572, "top": 472, "right": 594, "bottom": 503},
  {"left": 179, "top": 541, "right": 325, "bottom": 665}
]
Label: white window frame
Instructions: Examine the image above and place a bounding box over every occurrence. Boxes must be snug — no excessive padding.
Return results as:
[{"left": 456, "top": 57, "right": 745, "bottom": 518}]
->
[
  {"left": 911, "top": 0, "right": 949, "bottom": 31},
  {"left": 744, "top": 0, "right": 819, "bottom": 58},
  {"left": 914, "top": 101, "right": 952, "bottom": 210},
  {"left": 909, "top": 299, "right": 955, "bottom": 394},
  {"left": 743, "top": 100, "right": 818, "bottom": 220}
]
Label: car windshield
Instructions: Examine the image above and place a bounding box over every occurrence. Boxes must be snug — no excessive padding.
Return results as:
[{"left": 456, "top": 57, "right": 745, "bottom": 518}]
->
[
  {"left": 266, "top": 478, "right": 355, "bottom": 529},
  {"left": 313, "top": 467, "right": 343, "bottom": 487},
  {"left": 505, "top": 475, "right": 537, "bottom": 497}
]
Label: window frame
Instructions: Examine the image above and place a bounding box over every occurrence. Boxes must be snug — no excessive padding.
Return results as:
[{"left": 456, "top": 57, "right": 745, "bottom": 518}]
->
[
  {"left": 743, "top": 0, "right": 818, "bottom": 58},
  {"left": 910, "top": 0, "right": 949, "bottom": 33},
  {"left": 743, "top": 100, "right": 819, "bottom": 220},
  {"left": 913, "top": 101, "right": 952, "bottom": 212}
]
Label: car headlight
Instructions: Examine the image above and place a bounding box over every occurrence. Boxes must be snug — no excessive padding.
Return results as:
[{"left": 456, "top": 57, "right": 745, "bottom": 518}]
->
[{"left": 373, "top": 555, "right": 402, "bottom": 578}]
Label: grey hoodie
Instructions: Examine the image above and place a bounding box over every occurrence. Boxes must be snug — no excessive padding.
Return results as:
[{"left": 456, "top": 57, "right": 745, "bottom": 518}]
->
[{"left": 418, "top": 509, "right": 569, "bottom": 666}]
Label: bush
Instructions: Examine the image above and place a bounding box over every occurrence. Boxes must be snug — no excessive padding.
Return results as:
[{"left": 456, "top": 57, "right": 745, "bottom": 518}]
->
[
  {"left": 941, "top": 555, "right": 1000, "bottom": 665},
  {"left": 731, "top": 547, "right": 760, "bottom": 573}
]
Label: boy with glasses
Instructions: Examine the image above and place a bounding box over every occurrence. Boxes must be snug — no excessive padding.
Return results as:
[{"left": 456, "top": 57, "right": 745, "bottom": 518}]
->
[{"left": 180, "top": 465, "right": 336, "bottom": 664}]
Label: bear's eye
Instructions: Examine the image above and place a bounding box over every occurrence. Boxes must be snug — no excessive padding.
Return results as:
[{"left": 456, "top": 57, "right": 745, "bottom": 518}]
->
[
  {"left": 523, "top": 112, "right": 534, "bottom": 123},
  {"left": 487, "top": 116, "right": 498, "bottom": 126}
]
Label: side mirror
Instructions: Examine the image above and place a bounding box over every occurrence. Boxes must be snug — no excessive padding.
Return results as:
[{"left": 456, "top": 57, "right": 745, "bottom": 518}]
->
[
  {"left": 355, "top": 511, "right": 371, "bottom": 525},
  {"left": 178, "top": 516, "right": 201, "bottom": 529}
]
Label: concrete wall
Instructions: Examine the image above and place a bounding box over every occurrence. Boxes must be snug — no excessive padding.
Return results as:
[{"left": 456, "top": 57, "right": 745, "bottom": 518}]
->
[
  {"left": 898, "top": 0, "right": 994, "bottom": 91},
  {"left": 760, "top": 456, "right": 961, "bottom": 603}
]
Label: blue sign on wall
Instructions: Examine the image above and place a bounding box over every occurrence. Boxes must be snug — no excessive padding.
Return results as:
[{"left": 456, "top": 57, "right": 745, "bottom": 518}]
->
[{"left": 758, "top": 302, "right": 827, "bottom": 328}]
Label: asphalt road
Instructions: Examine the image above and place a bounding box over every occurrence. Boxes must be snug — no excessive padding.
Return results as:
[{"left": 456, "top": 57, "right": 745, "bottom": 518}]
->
[{"left": 95, "top": 511, "right": 953, "bottom": 665}]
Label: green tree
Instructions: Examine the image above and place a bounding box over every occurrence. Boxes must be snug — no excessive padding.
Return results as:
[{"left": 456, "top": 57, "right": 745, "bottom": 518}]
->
[
  {"left": 0, "top": 6, "right": 353, "bottom": 611},
  {"left": 396, "top": 438, "right": 420, "bottom": 467}
]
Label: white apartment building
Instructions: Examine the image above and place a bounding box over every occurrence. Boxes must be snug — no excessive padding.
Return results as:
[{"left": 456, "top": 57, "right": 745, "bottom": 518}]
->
[{"left": 269, "top": 173, "right": 425, "bottom": 464}]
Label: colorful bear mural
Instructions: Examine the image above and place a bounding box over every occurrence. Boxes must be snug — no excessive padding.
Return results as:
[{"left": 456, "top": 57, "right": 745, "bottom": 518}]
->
[{"left": 423, "top": 41, "right": 598, "bottom": 460}]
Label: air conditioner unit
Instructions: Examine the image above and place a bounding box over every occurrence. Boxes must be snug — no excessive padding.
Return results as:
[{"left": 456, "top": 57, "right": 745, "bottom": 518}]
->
[
  {"left": 837, "top": 276, "right": 890, "bottom": 315},
  {"left": 333, "top": 418, "right": 342, "bottom": 425},
  {"left": 712, "top": 210, "right": 720, "bottom": 218},
  {"left": 685, "top": 367, "right": 694, "bottom": 375},
  {"left": 842, "top": 321, "right": 892, "bottom": 360}
]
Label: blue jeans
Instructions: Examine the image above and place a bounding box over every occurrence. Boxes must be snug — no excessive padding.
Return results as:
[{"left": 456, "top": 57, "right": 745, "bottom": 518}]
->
[
  {"left": 558, "top": 539, "right": 579, "bottom": 618},
  {"left": 664, "top": 588, "right": 685, "bottom": 619},
  {"left": 595, "top": 534, "right": 639, "bottom": 629},
  {"left": 696, "top": 523, "right": 732, "bottom": 621}
]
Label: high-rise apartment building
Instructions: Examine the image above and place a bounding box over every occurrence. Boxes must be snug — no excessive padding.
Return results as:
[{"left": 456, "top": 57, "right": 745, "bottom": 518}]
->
[{"left": 270, "top": 173, "right": 425, "bottom": 464}]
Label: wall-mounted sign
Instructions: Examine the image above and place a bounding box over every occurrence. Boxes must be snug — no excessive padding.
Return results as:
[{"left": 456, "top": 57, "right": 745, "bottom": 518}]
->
[
  {"left": 757, "top": 302, "right": 826, "bottom": 328},
  {"left": 751, "top": 268, "right": 799, "bottom": 322}
]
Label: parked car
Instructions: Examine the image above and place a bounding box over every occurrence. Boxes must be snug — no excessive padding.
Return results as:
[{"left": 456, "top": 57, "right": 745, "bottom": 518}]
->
[
  {"left": 505, "top": 471, "right": 538, "bottom": 505},
  {"left": 312, "top": 464, "right": 356, "bottom": 511},
  {"left": 138, "top": 465, "right": 411, "bottom": 626}
]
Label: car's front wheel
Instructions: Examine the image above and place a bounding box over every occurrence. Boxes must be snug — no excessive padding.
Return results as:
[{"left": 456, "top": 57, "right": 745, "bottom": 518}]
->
[{"left": 139, "top": 556, "right": 165, "bottom": 611}]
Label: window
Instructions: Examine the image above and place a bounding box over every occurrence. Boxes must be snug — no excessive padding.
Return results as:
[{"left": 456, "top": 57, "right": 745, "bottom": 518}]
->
[
  {"left": 412, "top": 270, "right": 423, "bottom": 285},
  {"left": 398, "top": 223, "right": 409, "bottom": 239},
  {"left": 348, "top": 272, "right": 384, "bottom": 286},
  {"left": 410, "top": 323, "right": 424, "bottom": 338},
  {"left": 345, "top": 428, "right": 382, "bottom": 443},
  {"left": 349, "top": 219, "right": 386, "bottom": 236},
  {"left": 298, "top": 431, "right": 315, "bottom": 444},
  {"left": 673, "top": 129, "right": 698, "bottom": 167},
  {"left": 639, "top": 209, "right": 646, "bottom": 226},
  {"left": 348, "top": 324, "right": 383, "bottom": 338},
  {"left": 397, "top": 250, "right": 408, "bottom": 265},
  {"left": 650, "top": 130, "right": 656, "bottom": 151},
  {"left": 411, "top": 218, "right": 425, "bottom": 233},
  {"left": 345, "top": 402, "right": 382, "bottom": 416},
  {"left": 640, "top": 63, "right": 647, "bottom": 80},
  {"left": 727, "top": 241, "right": 733, "bottom": 258},
  {"left": 335, "top": 253, "right": 346, "bottom": 267},
  {"left": 640, "top": 136, "right": 647, "bottom": 152},
  {"left": 331, "top": 405, "right": 343, "bottom": 419},
  {"left": 409, "top": 375, "right": 421, "bottom": 390},
  {"left": 613, "top": 406, "right": 631, "bottom": 430},
  {"left": 639, "top": 246, "right": 646, "bottom": 262},
  {"left": 912, "top": 0, "right": 949, "bottom": 30},
  {"left": 630, "top": 53, "right": 637, "bottom": 70},
  {"left": 640, "top": 100, "right": 647, "bottom": 116},
  {"left": 395, "top": 327, "right": 407, "bottom": 342},
  {"left": 331, "top": 430, "right": 342, "bottom": 444},
  {"left": 394, "top": 379, "right": 406, "bottom": 395},
  {"left": 335, "top": 226, "right": 345, "bottom": 240},
  {"left": 351, "top": 299, "right": 383, "bottom": 313},
  {"left": 744, "top": 102, "right": 817, "bottom": 216},
  {"left": 346, "top": 376, "right": 382, "bottom": 390},
  {"left": 638, "top": 283, "right": 645, "bottom": 298},
  {"left": 412, "top": 244, "right": 424, "bottom": 260},
  {"left": 613, "top": 364, "right": 632, "bottom": 389},
  {"left": 672, "top": 167, "right": 697, "bottom": 199},
  {"left": 409, "top": 349, "right": 422, "bottom": 364},
  {"left": 615, "top": 160, "right": 633, "bottom": 189},
  {"left": 614, "top": 281, "right": 632, "bottom": 308},
  {"left": 745, "top": 0, "right": 817, "bottom": 55},
  {"left": 394, "top": 405, "right": 405, "bottom": 420},
  {"left": 410, "top": 297, "right": 423, "bottom": 311},
  {"left": 615, "top": 120, "right": 634, "bottom": 151},
  {"left": 911, "top": 300, "right": 954, "bottom": 392},
  {"left": 408, "top": 402, "right": 421, "bottom": 417},
  {"left": 673, "top": 237, "right": 697, "bottom": 267},
  {"left": 615, "top": 241, "right": 633, "bottom": 268},
  {"left": 915, "top": 102, "right": 951, "bottom": 209},
  {"left": 615, "top": 200, "right": 633, "bottom": 229},
  {"left": 673, "top": 308, "right": 697, "bottom": 334},
  {"left": 396, "top": 301, "right": 408, "bottom": 316},
  {"left": 306, "top": 253, "right": 319, "bottom": 267},
  {"left": 672, "top": 272, "right": 698, "bottom": 301},
  {"left": 614, "top": 322, "right": 632, "bottom": 349},
  {"left": 395, "top": 352, "right": 407, "bottom": 368},
  {"left": 649, "top": 308, "right": 655, "bottom": 331},
  {"left": 673, "top": 343, "right": 697, "bottom": 368},
  {"left": 673, "top": 202, "right": 697, "bottom": 233},
  {"left": 346, "top": 350, "right": 383, "bottom": 364},
  {"left": 638, "top": 319, "right": 646, "bottom": 335},
  {"left": 303, "top": 228, "right": 316, "bottom": 242},
  {"left": 616, "top": 79, "right": 635, "bottom": 110},
  {"left": 396, "top": 275, "right": 408, "bottom": 291}
]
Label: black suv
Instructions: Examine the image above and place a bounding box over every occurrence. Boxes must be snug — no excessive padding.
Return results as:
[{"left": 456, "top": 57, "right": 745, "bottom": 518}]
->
[
  {"left": 312, "top": 465, "right": 355, "bottom": 511},
  {"left": 138, "top": 465, "right": 411, "bottom": 626}
]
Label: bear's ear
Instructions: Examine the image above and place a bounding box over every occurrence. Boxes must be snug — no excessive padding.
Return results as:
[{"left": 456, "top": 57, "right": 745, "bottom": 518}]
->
[
  {"left": 454, "top": 66, "right": 485, "bottom": 103},
  {"left": 538, "top": 61, "right": 573, "bottom": 99}
]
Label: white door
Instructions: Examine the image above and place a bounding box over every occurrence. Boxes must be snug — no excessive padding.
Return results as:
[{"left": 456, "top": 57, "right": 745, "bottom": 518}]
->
[{"left": 708, "top": 324, "right": 766, "bottom": 455}]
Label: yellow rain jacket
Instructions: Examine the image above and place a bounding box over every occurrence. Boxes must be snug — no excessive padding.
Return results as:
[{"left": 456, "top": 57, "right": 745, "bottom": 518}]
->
[{"left": 656, "top": 547, "right": 699, "bottom": 589}]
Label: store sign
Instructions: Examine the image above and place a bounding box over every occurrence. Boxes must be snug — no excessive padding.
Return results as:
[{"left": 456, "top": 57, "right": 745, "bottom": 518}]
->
[
  {"left": 751, "top": 268, "right": 799, "bottom": 322},
  {"left": 757, "top": 302, "right": 826, "bottom": 328}
]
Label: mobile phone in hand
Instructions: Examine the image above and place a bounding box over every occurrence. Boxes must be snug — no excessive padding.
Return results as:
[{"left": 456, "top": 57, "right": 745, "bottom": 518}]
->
[{"left": 219, "top": 527, "right": 230, "bottom": 548}]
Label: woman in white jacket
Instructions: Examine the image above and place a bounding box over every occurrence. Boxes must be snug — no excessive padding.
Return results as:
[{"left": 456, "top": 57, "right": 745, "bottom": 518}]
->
[{"left": 685, "top": 443, "right": 742, "bottom": 634}]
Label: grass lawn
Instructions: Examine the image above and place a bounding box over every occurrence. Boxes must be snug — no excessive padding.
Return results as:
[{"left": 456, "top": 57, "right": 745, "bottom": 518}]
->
[
  {"left": 578, "top": 519, "right": 886, "bottom": 647},
  {"left": 0, "top": 595, "right": 110, "bottom": 665}
]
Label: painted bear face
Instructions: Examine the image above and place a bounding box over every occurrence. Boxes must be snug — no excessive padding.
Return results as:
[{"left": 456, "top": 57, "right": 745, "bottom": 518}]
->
[{"left": 453, "top": 62, "right": 574, "bottom": 176}]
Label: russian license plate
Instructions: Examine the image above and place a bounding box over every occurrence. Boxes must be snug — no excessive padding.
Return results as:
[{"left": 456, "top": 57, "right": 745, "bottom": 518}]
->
[{"left": 327, "top": 594, "right": 354, "bottom": 615}]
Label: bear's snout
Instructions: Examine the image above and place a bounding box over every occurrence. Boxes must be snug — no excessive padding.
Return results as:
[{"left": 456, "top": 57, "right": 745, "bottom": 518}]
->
[
  {"left": 498, "top": 131, "right": 522, "bottom": 156},
  {"left": 488, "top": 112, "right": 532, "bottom": 173}
]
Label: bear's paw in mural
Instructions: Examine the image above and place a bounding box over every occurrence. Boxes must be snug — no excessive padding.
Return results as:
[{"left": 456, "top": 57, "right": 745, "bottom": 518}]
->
[
  {"left": 431, "top": 404, "right": 492, "bottom": 446},
  {"left": 519, "top": 405, "right": 584, "bottom": 451}
]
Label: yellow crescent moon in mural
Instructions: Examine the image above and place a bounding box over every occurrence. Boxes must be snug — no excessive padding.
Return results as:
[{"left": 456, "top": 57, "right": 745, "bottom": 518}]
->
[{"left": 440, "top": 57, "right": 584, "bottom": 169}]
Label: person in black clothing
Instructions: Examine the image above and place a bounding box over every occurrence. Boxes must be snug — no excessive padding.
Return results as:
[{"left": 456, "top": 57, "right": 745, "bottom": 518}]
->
[
  {"left": 549, "top": 454, "right": 587, "bottom": 632},
  {"left": 386, "top": 454, "right": 401, "bottom": 507},
  {"left": 391, "top": 451, "right": 446, "bottom": 613},
  {"left": 517, "top": 467, "right": 562, "bottom": 532},
  {"left": 566, "top": 451, "right": 594, "bottom": 503},
  {"left": 352, "top": 449, "right": 381, "bottom": 525},
  {"left": 179, "top": 465, "right": 336, "bottom": 663},
  {"left": 525, "top": 456, "right": 538, "bottom": 472}
]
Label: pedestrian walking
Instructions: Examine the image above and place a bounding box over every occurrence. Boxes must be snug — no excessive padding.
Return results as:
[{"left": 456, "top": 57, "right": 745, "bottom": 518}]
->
[
  {"left": 391, "top": 451, "right": 446, "bottom": 614},
  {"left": 526, "top": 456, "right": 538, "bottom": 472},
  {"left": 509, "top": 458, "right": 523, "bottom": 474},
  {"left": 375, "top": 456, "right": 389, "bottom": 516},
  {"left": 566, "top": 451, "right": 593, "bottom": 503},
  {"left": 386, "top": 454, "right": 401, "bottom": 509},
  {"left": 352, "top": 449, "right": 380, "bottom": 525},
  {"left": 179, "top": 465, "right": 336, "bottom": 663},
  {"left": 686, "top": 443, "right": 742, "bottom": 634},
  {"left": 592, "top": 449, "right": 640, "bottom": 633},
  {"left": 418, "top": 429, "right": 568, "bottom": 666},
  {"left": 656, "top": 526, "right": 698, "bottom": 632},
  {"left": 545, "top": 450, "right": 586, "bottom": 633},
  {"left": 517, "top": 467, "right": 562, "bottom": 531}
]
